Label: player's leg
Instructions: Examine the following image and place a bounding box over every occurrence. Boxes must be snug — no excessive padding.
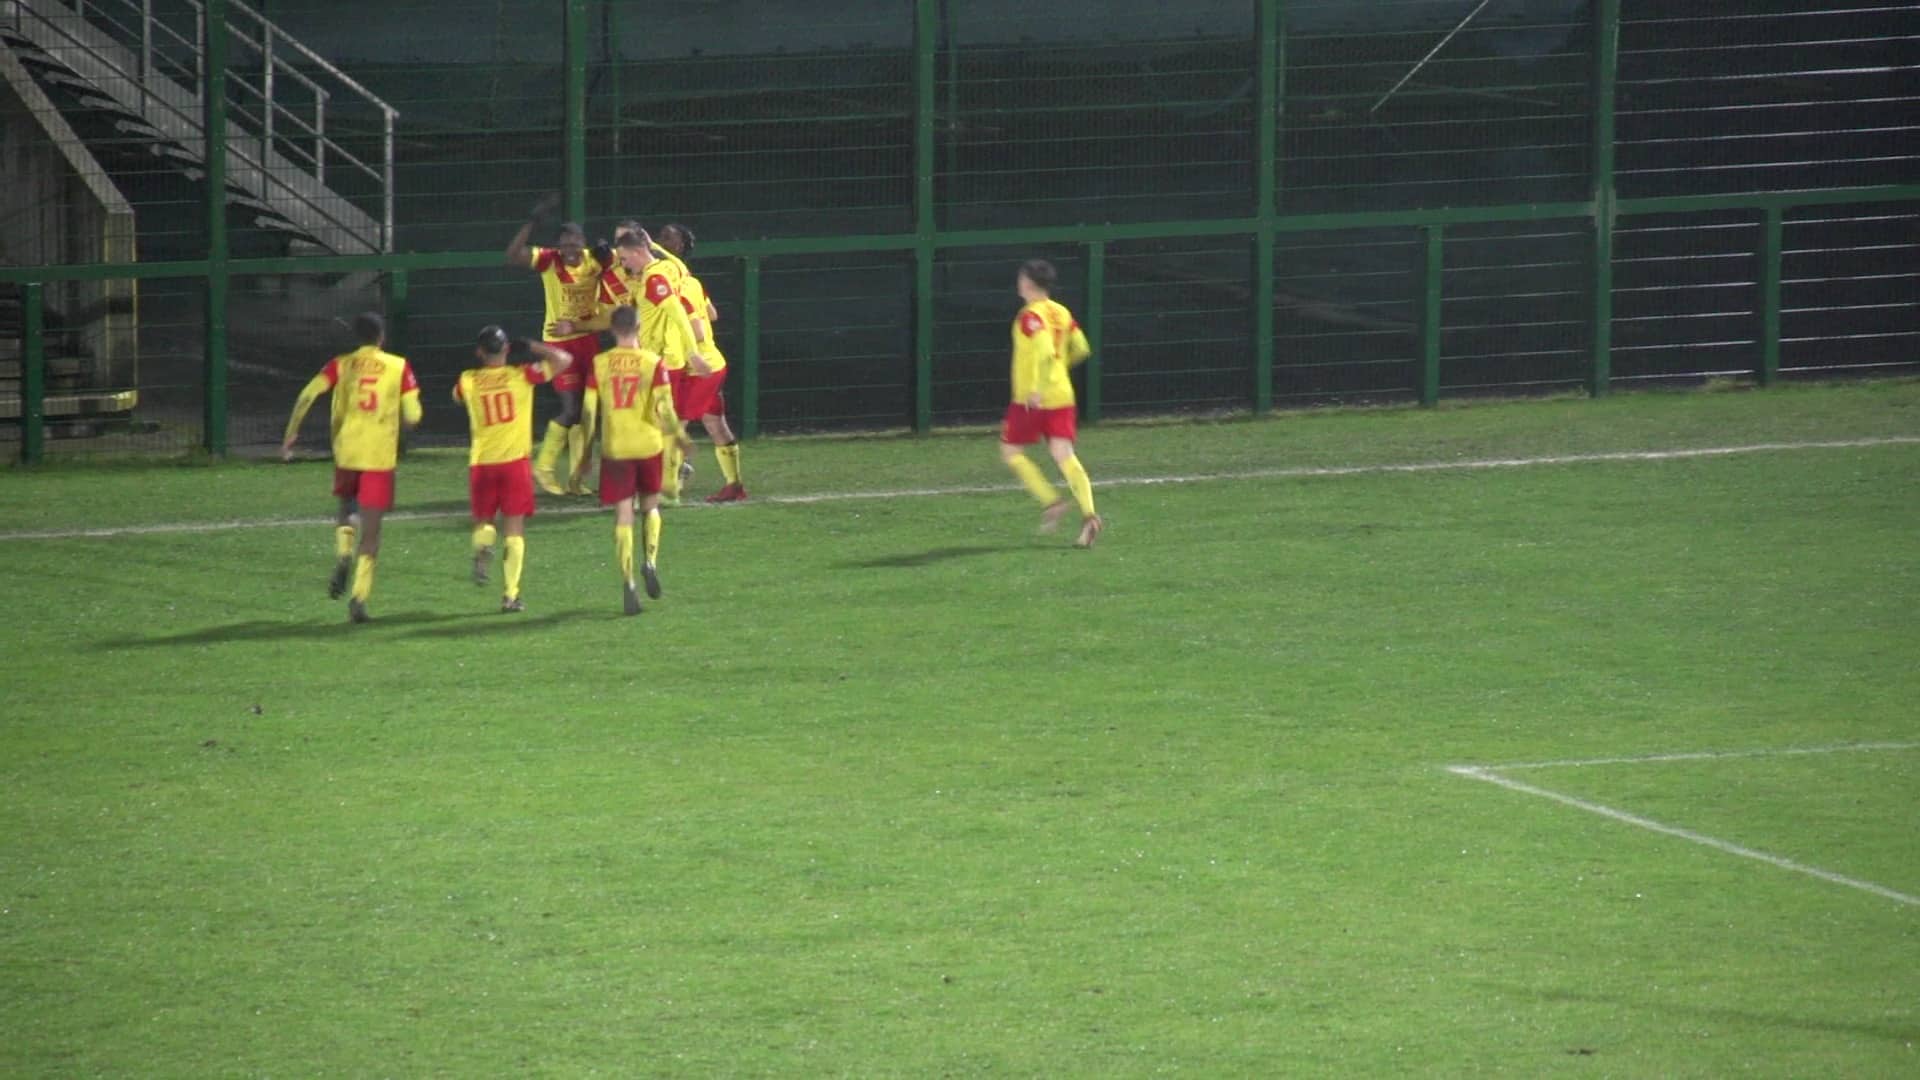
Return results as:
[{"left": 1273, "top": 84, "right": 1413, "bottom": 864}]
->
[
  {"left": 349, "top": 508, "right": 382, "bottom": 622},
  {"left": 638, "top": 453, "right": 665, "bottom": 599},
  {"left": 500, "top": 514, "right": 526, "bottom": 612},
  {"left": 535, "top": 362, "right": 582, "bottom": 494},
  {"left": 602, "top": 458, "right": 643, "bottom": 614},
  {"left": 499, "top": 458, "right": 534, "bottom": 612},
  {"left": 329, "top": 470, "right": 359, "bottom": 598},
  {"left": 695, "top": 375, "right": 746, "bottom": 502},
  {"left": 1000, "top": 404, "right": 1065, "bottom": 517},
  {"left": 346, "top": 471, "right": 396, "bottom": 621},
  {"left": 470, "top": 465, "right": 497, "bottom": 585},
  {"left": 1046, "top": 434, "right": 1102, "bottom": 548},
  {"left": 662, "top": 371, "right": 690, "bottom": 504}
]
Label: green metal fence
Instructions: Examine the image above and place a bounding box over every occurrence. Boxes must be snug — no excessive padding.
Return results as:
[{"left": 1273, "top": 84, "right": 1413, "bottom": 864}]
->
[{"left": 4, "top": 0, "right": 1917, "bottom": 461}]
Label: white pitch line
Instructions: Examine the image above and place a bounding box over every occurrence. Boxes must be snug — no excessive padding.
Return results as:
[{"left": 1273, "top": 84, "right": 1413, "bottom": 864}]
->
[
  {"left": 1448, "top": 765, "right": 1920, "bottom": 907},
  {"left": 2, "top": 434, "right": 1916, "bottom": 543},
  {"left": 1479, "top": 740, "right": 1920, "bottom": 772}
]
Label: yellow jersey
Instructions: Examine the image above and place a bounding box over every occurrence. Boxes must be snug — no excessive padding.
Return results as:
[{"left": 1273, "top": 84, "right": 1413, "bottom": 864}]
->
[
  {"left": 676, "top": 271, "right": 727, "bottom": 373},
  {"left": 594, "top": 258, "right": 697, "bottom": 370},
  {"left": 1011, "top": 299, "right": 1090, "bottom": 409},
  {"left": 453, "top": 360, "right": 557, "bottom": 465},
  {"left": 285, "top": 345, "right": 420, "bottom": 472},
  {"left": 529, "top": 245, "right": 606, "bottom": 341},
  {"left": 587, "top": 345, "right": 674, "bottom": 460}
]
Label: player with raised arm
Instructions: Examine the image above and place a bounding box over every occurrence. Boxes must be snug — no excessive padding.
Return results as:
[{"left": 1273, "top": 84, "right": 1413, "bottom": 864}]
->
[
  {"left": 453, "top": 327, "right": 573, "bottom": 613},
  {"left": 280, "top": 312, "right": 423, "bottom": 622},
  {"left": 1000, "top": 259, "right": 1103, "bottom": 548},
  {"left": 589, "top": 229, "right": 706, "bottom": 502},
  {"left": 505, "top": 195, "right": 608, "bottom": 496},
  {"left": 576, "top": 304, "right": 692, "bottom": 615},
  {"left": 657, "top": 223, "right": 747, "bottom": 502}
]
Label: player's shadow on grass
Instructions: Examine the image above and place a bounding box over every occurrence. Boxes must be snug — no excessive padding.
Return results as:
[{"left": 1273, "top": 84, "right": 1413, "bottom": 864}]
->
[
  {"left": 96, "top": 611, "right": 520, "bottom": 649},
  {"left": 1488, "top": 983, "right": 1919, "bottom": 1044},
  {"left": 838, "top": 543, "right": 1024, "bottom": 569},
  {"left": 396, "top": 611, "right": 583, "bottom": 638}
]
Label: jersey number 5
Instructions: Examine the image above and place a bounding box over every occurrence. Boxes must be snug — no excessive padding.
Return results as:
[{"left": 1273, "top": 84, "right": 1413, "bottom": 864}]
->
[
  {"left": 611, "top": 374, "right": 643, "bottom": 409},
  {"left": 356, "top": 376, "right": 380, "bottom": 412},
  {"left": 479, "top": 391, "right": 515, "bottom": 425}
]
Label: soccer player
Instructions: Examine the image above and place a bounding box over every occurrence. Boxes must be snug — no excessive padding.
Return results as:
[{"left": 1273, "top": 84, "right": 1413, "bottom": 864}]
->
[
  {"left": 657, "top": 222, "right": 747, "bottom": 502},
  {"left": 453, "top": 326, "right": 574, "bottom": 613},
  {"left": 505, "top": 199, "right": 607, "bottom": 496},
  {"left": 280, "top": 312, "right": 423, "bottom": 622},
  {"left": 576, "top": 303, "right": 692, "bottom": 615},
  {"left": 1001, "top": 259, "right": 1103, "bottom": 548},
  {"left": 591, "top": 230, "right": 706, "bottom": 502}
]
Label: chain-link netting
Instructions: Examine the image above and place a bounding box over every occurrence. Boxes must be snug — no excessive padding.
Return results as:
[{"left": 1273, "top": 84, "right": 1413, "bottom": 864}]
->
[{"left": 6, "top": 0, "right": 1919, "bottom": 458}]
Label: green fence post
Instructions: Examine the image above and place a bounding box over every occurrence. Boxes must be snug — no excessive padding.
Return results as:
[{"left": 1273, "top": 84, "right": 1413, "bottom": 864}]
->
[
  {"left": 1588, "top": 0, "right": 1620, "bottom": 398},
  {"left": 1420, "top": 225, "right": 1444, "bottom": 405},
  {"left": 1758, "top": 206, "right": 1783, "bottom": 386},
  {"left": 742, "top": 255, "right": 761, "bottom": 439},
  {"left": 563, "top": 0, "right": 588, "bottom": 222},
  {"left": 384, "top": 268, "right": 409, "bottom": 354},
  {"left": 21, "top": 282, "right": 45, "bottom": 465},
  {"left": 911, "top": 0, "right": 937, "bottom": 433},
  {"left": 203, "top": 0, "right": 230, "bottom": 456},
  {"left": 1253, "top": 0, "right": 1280, "bottom": 414},
  {"left": 1084, "top": 240, "right": 1104, "bottom": 423}
]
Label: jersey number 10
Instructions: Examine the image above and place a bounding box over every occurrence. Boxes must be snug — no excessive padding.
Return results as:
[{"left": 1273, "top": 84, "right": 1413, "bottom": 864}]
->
[{"left": 479, "top": 391, "right": 516, "bottom": 425}]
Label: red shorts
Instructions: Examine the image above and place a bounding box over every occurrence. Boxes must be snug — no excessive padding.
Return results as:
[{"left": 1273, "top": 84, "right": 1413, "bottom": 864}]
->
[
  {"left": 679, "top": 367, "right": 728, "bottom": 420},
  {"left": 548, "top": 335, "right": 600, "bottom": 393},
  {"left": 666, "top": 367, "right": 689, "bottom": 415},
  {"left": 333, "top": 467, "right": 395, "bottom": 511},
  {"left": 469, "top": 458, "right": 536, "bottom": 520},
  {"left": 599, "top": 454, "right": 664, "bottom": 505},
  {"left": 1000, "top": 403, "right": 1077, "bottom": 445}
]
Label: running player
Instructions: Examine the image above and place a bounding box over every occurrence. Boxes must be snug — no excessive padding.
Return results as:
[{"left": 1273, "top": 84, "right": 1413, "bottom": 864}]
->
[
  {"left": 657, "top": 222, "right": 746, "bottom": 502},
  {"left": 577, "top": 304, "right": 692, "bottom": 615},
  {"left": 453, "top": 326, "right": 573, "bottom": 613},
  {"left": 505, "top": 197, "right": 606, "bottom": 496},
  {"left": 590, "top": 230, "right": 706, "bottom": 501},
  {"left": 280, "top": 312, "right": 423, "bottom": 622},
  {"left": 1000, "top": 259, "right": 1103, "bottom": 548}
]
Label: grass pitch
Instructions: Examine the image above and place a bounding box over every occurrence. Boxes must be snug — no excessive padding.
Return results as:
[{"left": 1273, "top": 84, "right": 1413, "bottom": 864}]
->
[{"left": 3, "top": 381, "right": 1918, "bottom": 1076}]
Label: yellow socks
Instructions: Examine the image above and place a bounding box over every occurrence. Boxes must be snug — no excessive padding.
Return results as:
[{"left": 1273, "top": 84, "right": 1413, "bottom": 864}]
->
[
  {"left": 502, "top": 535, "right": 525, "bottom": 599},
  {"left": 1060, "top": 455, "right": 1097, "bottom": 517},
  {"left": 662, "top": 442, "right": 684, "bottom": 498},
  {"left": 615, "top": 524, "right": 635, "bottom": 584},
  {"left": 715, "top": 442, "right": 741, "bottom": 485},
  {"left": 351, "top": 554, "right": 376, "bottom": 602},
  {"left": 472, "top": 523, "right": 497, "bottom": 553},
  {"left": 566, "top": 425, "right": 592, "bottom": 487},
  {"left": 536, "top": 420, "right": 566, "bottom": 472},
  {"left": 334, "top": 524, "right": 356, "bottom": 559},
  {"left": 1006, "top": 454, "right": 1059, "bottom": 506},
  {"left": 643, "top": 508, "right": 661, "bottom": 566}
]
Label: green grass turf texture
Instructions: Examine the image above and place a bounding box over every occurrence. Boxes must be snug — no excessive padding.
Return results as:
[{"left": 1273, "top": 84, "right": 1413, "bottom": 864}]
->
[{"left": 2, "top": 381, "right": 1917, "bottom": 1076}]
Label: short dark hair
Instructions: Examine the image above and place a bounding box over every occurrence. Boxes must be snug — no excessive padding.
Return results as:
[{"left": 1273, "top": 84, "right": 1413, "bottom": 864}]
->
[
  {"left": 615, "top": 219, "right": 644, "bottom": 237},
  {"left": 557, "top": 221, "right": 586, "bottom": 242},
  {"left": 610, "top": 305, "right": 639, "bottom": 334},
  {"left": 1019, "top": 259, "right": 1057, "bottom": 291},
  {"left": 476, "top": 324, "right": 509, "bottom": 354},
  {"left": 660, "top": 222, "right": 696, "bottom": 255},
  {"left": 352, "top": 311, "right": 384, "bottom": 346},
  {"left": 615, "top": 231, "right": 647, "bottom": 250}
]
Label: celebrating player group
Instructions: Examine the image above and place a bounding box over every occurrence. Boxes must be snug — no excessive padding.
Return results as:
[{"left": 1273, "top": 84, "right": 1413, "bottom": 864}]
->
[{"left": 281, "top": 200, "right": 1102, "bottom": 625}]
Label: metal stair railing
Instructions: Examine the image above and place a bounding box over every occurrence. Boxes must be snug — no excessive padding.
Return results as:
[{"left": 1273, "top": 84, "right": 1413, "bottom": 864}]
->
[{"left": 8, "top": 0, "right": 397, "bottom": 253}]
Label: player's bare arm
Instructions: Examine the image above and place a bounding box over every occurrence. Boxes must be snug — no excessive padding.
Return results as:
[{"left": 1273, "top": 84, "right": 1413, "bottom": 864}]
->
[{"left": 505, "top": 192, "right": 561, "bottom": 268}]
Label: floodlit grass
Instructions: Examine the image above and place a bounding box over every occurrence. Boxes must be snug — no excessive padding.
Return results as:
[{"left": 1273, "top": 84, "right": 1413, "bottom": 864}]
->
[{"left": 3, "top": 381, "right": 1918, "bottom": 1076}]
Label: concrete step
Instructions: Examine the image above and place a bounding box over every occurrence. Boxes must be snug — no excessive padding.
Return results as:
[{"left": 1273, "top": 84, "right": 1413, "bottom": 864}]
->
[{"left": 0, "top": 388, "right": 139, "bottom": 420}]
